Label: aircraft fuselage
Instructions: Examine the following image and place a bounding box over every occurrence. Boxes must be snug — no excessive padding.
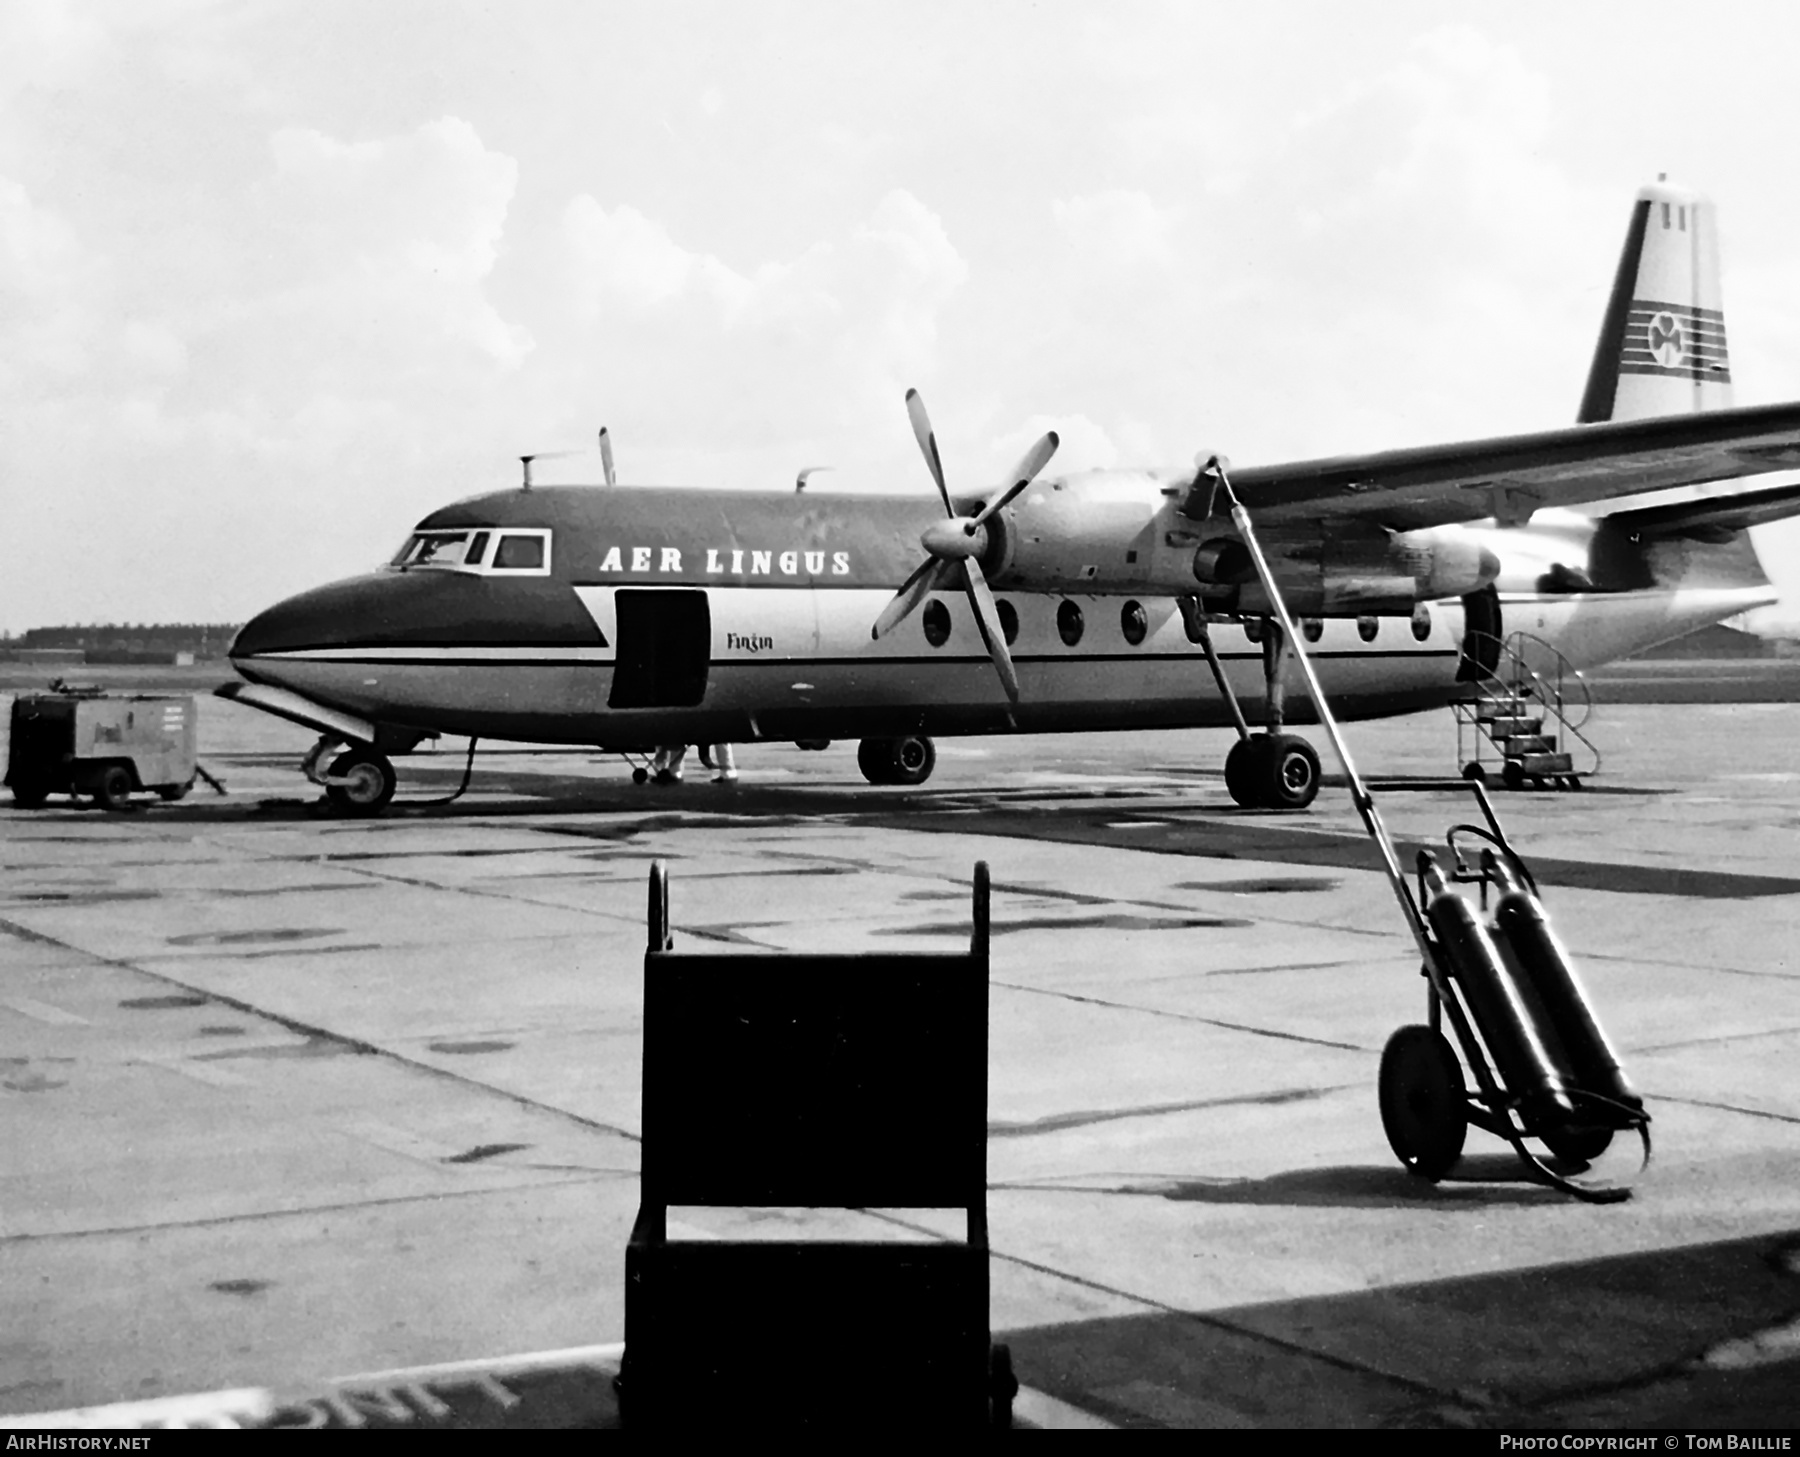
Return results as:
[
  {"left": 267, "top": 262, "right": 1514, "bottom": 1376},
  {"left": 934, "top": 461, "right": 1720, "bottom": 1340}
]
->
[{"left": 226, "top": 480, "right": 1772, "bottom": 751}]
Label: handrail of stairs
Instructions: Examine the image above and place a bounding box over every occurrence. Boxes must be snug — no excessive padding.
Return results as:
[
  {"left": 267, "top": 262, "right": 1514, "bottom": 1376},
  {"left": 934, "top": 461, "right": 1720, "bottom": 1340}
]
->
[{"left": 1455, "top": 630, "right": 1601, "bottom": 784}]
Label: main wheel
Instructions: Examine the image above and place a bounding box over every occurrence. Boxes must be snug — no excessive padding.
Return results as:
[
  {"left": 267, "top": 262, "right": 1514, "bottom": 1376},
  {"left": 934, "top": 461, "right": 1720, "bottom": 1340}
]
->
[
  {"left": 1262, "top": 734, "right": 1321, "bottom": 810},
  {"left": 1461, "top": 762, "right": 1488, "bottom": 786},
  {"left": 887, "top": 734, "right": 936, "bottom": 786},
  {"left": 324, "top": 748, "right": 397, "bottom": 816},
  {"left": 857, "top": 738, "right": 894, "bottom": 785},
  {"left": 1224, "top": 736, "right": 1262, "bottom": 807},
  {"left": 1378, "top": 1025, "right": 1468, "bottom": 1180},
  {"left": 93, "top": 765, "right": 135, "bottom": 812}
]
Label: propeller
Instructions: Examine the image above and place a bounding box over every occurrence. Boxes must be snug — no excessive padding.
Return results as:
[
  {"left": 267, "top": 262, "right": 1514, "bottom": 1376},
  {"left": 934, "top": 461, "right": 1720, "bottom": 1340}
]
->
[
  {"left": 870, "top": 388, "right": 1058, "bottom": 704},
  {"left": 599, "top": 427, "right": 616, "bottom": 487}
]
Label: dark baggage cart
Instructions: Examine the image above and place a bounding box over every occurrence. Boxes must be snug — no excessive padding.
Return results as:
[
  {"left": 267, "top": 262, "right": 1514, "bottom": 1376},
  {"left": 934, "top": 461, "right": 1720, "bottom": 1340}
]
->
[{"left": 618, "top": 860, "right": 1016, "bottom": 1428}]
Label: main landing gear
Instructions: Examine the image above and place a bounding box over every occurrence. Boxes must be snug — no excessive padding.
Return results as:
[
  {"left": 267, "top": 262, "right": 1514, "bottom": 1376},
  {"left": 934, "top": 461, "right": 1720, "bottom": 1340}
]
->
[
  {"left": 1182, "top": 599, "right": 1322, "bottom": 810},
  {"left": 857, "top": 734, "right": 937, "bottom": 786}
]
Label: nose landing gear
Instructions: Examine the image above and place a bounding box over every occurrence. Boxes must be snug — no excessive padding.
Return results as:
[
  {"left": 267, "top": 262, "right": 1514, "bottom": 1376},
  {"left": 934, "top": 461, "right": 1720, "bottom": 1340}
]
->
[{"left": 301, "top": 736, "right": 398, "bottom": 816}]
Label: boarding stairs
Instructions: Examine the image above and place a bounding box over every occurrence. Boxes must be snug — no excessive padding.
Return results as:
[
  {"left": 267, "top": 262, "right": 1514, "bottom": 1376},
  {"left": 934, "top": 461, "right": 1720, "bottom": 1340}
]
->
[{"left": 1454, "top": 631, "right": 1601, "bottom": 790}]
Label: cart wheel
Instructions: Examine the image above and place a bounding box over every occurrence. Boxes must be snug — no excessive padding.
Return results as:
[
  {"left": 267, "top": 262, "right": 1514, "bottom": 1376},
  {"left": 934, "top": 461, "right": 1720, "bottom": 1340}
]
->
[
  {"left": 1461, "top": 762, "right": 1487, "bottom": 786},
  {"left": 94, "top": 765, "right": 134, "bottom": 812},
  {"left": 631, "top": 766, "right": 649, "bottom": 784},
  {"left": 157, "top": 776, "right": 194, "bottom": 802},
  {"left": 324, "top": 749, "right": 397, "bottom": 816},
  {"left": 1501, "top": 761, "right": 1525, "bottom": 791},
  {"left": 989, "top": 1342, "right": 1018, "bottom": 1429},
  {"left": 1378, "top": 1025, "right": 1467, "bottom": 1180},
  {"left": 9, "top": 780, "right": 50, "bottom": 808},
  {"left": 1542, "top": 1126, "right": 1614, "bottom": 1165}
]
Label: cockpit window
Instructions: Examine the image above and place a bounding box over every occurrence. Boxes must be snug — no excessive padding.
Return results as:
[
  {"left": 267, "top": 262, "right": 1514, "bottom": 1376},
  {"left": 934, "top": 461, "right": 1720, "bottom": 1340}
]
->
[
  {"left": 387, "top": 527, "right": 549, "bottom": 575},
  {"left": 392, "top": 531, "right": 483, "bottom": 569},
  {"left": 493, "top": 534, "right": 545, "bottom": 570}
]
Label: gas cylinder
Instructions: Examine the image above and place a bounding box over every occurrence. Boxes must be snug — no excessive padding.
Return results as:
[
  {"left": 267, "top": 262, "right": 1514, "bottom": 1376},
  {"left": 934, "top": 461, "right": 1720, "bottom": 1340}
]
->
[
  {"left": 1420, "top": 853, "right": 1577, "bottom": 1127},
  {"left": 1486, "top": 853, "right": 1642, "bottom": 1115}
]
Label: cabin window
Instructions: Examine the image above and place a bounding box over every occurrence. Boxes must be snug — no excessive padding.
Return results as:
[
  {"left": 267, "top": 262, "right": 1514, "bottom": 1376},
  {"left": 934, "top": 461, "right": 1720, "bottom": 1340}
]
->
[
  {"left": 1120, "top": 600, "right": 1147, "bottom": 646},
  {"left": 1411, "top": 605, "right": 1432, "bottom": 641},
  {"left": 493, "top": 533, "right": 549, "bottom": 571},
  {"left": 1057, "top": 600, "right": 1084, "bottom": 647},
  {"left": 1300, "top": 617, "right": 1322, "bottom": 643},
  {"left": 996, "top": 600, "right": 1019, "bottom": 645},
  {"left": 1243, "top": 617, "right": 1263, "bottom": 644},
  {"left": 1357, "top": 616, "right": 1380, "bottom": 642},
  {"left": 923, "top": 599, "right": 952, "bottom": 647}
]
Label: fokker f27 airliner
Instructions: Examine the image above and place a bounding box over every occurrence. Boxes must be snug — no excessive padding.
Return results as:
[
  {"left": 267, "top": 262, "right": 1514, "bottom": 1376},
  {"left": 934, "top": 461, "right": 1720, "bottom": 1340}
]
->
[{"left": 219, "top": 179, "right": 1800, "bottom": 815}]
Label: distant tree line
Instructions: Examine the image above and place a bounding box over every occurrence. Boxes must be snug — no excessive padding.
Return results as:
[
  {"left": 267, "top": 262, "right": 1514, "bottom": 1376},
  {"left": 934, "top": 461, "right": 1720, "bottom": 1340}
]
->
[{"left": 2, "top": 623, "right": 241, "bottom": 658}]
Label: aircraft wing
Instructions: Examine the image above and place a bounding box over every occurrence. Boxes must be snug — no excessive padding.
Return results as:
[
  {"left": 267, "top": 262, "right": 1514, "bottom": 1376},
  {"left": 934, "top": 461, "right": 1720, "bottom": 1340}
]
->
[
  {"left": 1602, "top": 479, "right": 1800, "bottom": 537},
  {"left": 1229, "top": 399, "right": 1800, "bottom": 530}
]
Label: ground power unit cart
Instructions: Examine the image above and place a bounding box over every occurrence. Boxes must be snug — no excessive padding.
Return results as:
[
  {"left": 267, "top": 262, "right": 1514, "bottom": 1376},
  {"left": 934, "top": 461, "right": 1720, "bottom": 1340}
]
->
[{"left": 1210, "top": 462, "right": 1651, "bottom": 1202}]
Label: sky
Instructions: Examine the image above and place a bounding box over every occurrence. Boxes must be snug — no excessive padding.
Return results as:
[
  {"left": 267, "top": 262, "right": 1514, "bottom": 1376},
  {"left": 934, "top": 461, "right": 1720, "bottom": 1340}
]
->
[{"left": 8, "top": 0, "right": 1800, "bottom": 633}]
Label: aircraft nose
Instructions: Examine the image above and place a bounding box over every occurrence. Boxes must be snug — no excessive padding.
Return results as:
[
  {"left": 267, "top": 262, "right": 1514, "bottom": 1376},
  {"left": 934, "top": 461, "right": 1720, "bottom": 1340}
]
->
[{"left": 230, "top": 575, "right": 400, "bottom": 661}]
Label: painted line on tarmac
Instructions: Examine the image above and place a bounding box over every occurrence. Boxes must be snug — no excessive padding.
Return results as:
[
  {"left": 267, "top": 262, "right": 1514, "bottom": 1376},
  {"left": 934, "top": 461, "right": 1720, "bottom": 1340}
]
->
[{"left": 136, "top": 1053, "right": 247, "bottom": 1088}]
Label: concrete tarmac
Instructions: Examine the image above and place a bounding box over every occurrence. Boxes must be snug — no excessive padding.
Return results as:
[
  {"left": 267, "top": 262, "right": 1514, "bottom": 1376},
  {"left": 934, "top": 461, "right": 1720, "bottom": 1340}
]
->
[{"left": 3, "top": 689, "right": 1799, "bottom": 1428}]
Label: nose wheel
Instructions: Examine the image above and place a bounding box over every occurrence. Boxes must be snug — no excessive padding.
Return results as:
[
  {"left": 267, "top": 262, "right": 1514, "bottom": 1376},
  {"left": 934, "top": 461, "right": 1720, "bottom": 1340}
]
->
[
  {"left": 323, "top": 748, "right": 398, "bottom": 815},
  {"left": 301, "top": 737, "right": 398, "bottom": 815}
]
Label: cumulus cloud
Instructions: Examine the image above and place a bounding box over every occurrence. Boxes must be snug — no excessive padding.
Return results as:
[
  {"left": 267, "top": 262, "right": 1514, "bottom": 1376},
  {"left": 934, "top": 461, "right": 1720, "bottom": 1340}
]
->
[
  {"left": 0, "top": 176, "right": 110, "bottom": 384},
  {"left": 543, "top": 186, "right": 968, "bottom": 479}
]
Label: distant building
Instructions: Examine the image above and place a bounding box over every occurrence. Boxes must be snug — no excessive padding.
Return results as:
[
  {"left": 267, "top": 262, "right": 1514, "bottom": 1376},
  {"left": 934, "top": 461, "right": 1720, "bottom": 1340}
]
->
[{"left": 1, "top": 623, "right": 240, "bottom": 665}]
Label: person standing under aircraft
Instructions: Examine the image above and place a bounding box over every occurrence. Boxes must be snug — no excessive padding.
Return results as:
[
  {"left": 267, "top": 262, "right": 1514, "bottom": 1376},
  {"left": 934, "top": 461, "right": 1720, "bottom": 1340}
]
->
[
  {"left": 709, "top": 743, "right": 738, "bottom": 785},
  {"left": 651, "top": 744, "right": 737, "bottom": 785}
]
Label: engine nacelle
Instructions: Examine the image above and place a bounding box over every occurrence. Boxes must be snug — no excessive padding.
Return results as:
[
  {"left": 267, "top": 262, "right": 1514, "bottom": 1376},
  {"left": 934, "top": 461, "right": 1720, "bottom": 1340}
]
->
[{"left": 982, "top": 470, "right": 1498, "bottom": 615}]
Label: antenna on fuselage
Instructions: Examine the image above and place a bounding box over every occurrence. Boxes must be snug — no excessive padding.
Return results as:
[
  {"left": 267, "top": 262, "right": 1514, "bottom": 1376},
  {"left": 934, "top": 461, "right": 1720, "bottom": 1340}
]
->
[
  {"left": 520, "top": 455, "right": 534, "bottom": 491},
  {"left": 795, "top": 465, "right": 833, "bottom": 494},
  {"left": 599, "top": 427, "right": 616, "bottom": 487}
]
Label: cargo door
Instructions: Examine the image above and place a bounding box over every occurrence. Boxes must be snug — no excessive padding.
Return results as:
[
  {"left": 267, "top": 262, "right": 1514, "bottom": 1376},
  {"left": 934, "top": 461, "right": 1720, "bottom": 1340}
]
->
[{"left": 608, "top": 589, "right": 712, "bottom": 708}]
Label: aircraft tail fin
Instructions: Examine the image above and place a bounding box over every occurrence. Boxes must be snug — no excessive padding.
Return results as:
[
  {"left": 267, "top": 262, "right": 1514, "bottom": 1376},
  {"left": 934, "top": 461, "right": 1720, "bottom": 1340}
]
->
[{"left": 1578, "top": 179, "right": 1733, "bottom": 424}]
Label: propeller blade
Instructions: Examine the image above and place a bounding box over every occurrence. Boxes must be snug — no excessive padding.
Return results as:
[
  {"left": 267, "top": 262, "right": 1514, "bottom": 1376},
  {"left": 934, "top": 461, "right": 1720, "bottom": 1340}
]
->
[
  {"left": 961, "top": 557, "right": 1021, "bottom": 704},
  {"left": 905, "top": 388, "right": 955, "bottom": 518},
  {"left": 872, "top": 556, "right": 956, "bottom": 640},
  {"left": 972, "top": 430, "right": 1059, "bottom": 527}
]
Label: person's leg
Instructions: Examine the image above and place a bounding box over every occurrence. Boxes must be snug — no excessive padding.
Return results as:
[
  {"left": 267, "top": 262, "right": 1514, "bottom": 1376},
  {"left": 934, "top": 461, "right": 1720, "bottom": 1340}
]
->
[
  {"left": 711, "top": 743, "right": 737, "bottom": 784},
  {"left": 653, "top": 745, "right": 687, "bottom": 784}
]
